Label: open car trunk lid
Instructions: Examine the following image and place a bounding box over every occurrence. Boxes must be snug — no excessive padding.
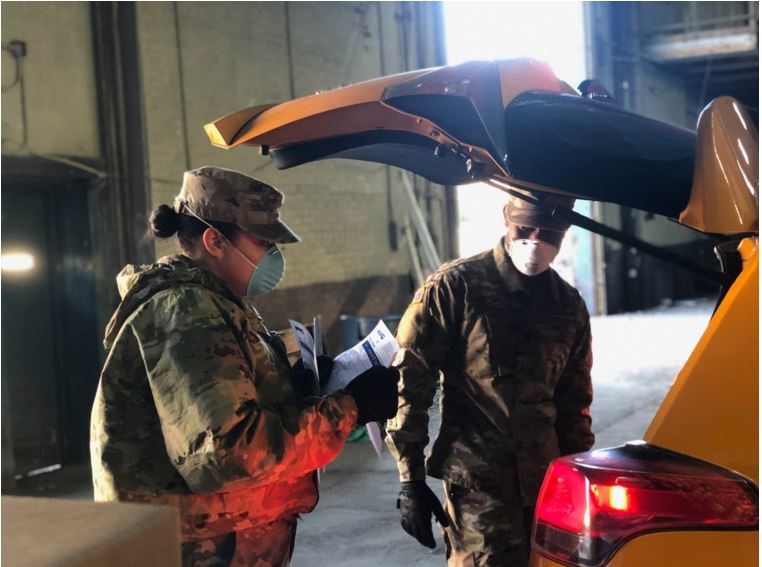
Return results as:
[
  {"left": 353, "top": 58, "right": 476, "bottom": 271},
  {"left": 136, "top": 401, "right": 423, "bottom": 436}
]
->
[{"left": 206, "top": 59, "right": 699, "bottom": 220}]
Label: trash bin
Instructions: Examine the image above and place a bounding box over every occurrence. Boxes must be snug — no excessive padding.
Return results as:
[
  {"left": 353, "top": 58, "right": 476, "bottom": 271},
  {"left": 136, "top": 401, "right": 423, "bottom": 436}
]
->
[
  {"left": 338, "top": 315, "right": 360, "bottom": 352},
  {"left": 338, "top": 314, "right": 402, "bottom": 351},
  {"left": 357, "top": 315, "right": 402, "bottom": 338}
]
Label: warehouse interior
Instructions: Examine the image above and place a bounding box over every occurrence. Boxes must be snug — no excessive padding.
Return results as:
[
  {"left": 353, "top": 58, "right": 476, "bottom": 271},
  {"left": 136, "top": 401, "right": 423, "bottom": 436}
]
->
[{"left": 1, "top": 2, "right": 758, "bottom": 565}]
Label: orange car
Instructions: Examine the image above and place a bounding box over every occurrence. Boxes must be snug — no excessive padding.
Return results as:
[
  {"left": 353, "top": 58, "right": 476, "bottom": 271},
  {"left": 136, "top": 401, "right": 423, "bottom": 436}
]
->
[{"left": 205, "top": 59, "right": 758, "bottom": 566}]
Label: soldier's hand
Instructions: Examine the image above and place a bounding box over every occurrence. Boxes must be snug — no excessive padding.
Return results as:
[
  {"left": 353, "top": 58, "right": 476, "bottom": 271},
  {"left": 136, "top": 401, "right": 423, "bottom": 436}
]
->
[
  {"left": 397, "top": 480, "right": 450, "bottom": 549},
  {"left": 344, "top": 366, "right": 399, "bottom": 425},
  {"left": 316, "top": 355, "right": 334, "bottom": 386},
  {"left": 292, "top": 355, "right": 334, "bottom": 397}
]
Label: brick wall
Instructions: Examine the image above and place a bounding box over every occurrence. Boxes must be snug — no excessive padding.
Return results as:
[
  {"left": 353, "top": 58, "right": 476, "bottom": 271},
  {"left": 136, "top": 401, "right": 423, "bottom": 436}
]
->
[
  {"left": 255, "top": 274, "right": 412, "bottom": 354},
  {"left": 1, "top": 2, "right": 100, "bottom": 157},
  {"left": 137, "top": 2, "right": 452, "bottom": 320}
]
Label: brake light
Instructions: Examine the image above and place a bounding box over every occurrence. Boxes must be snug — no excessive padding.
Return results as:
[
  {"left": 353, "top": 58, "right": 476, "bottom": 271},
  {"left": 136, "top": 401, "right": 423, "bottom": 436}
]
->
[{"left": 533, "top": 443, "right": 758, "bottom": 566}]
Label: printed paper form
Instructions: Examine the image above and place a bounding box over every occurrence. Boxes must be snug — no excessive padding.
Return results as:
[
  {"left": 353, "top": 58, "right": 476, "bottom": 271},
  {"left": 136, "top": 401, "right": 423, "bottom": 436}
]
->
[
  {"left": 324, "top": 320, "right": 399, "bottom": 457},
  {"left": 289, "top": 319, "right": 398, "bottom": 458},
  {"left": 322, "top": 320, "right": 399, "bottom": 395}
]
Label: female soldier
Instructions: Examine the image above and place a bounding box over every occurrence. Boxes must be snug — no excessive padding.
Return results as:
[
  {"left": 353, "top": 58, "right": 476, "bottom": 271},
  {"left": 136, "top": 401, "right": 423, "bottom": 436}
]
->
[{"left": 90, "top": 166, "right": 398, "bottom": 566}]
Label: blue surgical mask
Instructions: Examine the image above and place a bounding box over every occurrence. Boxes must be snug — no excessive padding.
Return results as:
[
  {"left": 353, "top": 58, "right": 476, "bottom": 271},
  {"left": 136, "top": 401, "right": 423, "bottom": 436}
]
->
[
  {"left": 241, "top": 244, "right": 285, "bottom": 296},
  {"left": 180, "top": 203, "right": 285, "bottom": 296},
  {"left": 223, "top": 241, "right": 285, "bottom": 297}
]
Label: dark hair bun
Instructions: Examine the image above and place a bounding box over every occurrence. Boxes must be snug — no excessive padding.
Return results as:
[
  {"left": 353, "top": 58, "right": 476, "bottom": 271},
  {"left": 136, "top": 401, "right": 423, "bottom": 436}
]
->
[{"left": 149, "top": 204, "right": 181, "bottom": 238}]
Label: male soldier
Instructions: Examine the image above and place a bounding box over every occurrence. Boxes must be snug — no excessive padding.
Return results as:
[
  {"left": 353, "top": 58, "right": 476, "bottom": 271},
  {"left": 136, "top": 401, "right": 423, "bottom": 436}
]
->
[
  {"left": 91, "top": 166, "right": 398, "bottom": 566},
  {"left": 386, "top": 190, "right": 594, "bottom": 566}
]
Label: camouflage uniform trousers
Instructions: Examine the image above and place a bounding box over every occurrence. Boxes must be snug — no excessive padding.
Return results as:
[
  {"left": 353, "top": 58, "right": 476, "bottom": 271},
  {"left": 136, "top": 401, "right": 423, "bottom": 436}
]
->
[
  {"left": 182, "top": 519, "right": 296, "bottom": 567},
  {"left": 441, "top": 481, "right": 534, "bottom": 567}
]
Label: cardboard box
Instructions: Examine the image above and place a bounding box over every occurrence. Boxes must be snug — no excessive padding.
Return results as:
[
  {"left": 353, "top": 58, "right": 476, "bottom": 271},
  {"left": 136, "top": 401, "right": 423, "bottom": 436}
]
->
[{"left": 2, "top": 496, "right": 180, "bottom": 566}]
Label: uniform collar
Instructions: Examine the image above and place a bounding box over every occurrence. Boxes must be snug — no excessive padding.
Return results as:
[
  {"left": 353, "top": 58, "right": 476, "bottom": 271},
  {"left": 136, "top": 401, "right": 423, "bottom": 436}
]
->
[{"left": 493, "top": 236, "right": 562, "bottom": 302}]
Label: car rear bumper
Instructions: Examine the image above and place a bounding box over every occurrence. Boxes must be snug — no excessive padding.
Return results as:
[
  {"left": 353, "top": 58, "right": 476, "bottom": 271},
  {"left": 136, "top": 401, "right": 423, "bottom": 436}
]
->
[{"left": 531, "top": 529, "right": 758, "bottom": 567}]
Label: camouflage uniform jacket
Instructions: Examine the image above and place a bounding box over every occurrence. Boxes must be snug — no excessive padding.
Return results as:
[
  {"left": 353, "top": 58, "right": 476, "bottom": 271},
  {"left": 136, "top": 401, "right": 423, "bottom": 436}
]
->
[
  {"left": 386, "top": 238, "right": 594, "bottom": 506},
  {"left": 90, "top": 255, "right": 358, "bottom": 540}
]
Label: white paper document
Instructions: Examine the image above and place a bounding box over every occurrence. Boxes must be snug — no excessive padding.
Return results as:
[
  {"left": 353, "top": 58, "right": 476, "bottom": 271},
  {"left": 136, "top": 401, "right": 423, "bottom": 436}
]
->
[
  {"left": 313, "top": 316, "right": 323, "bottom": 357},
  {"left": 365, "top": 423, "right": 385, "bottom": 457},
  {"left": 290, "top": 318, "right": 398, "bottom": 458},
  {"left": 323, "top": 320, "right": 399, "bottom": 458},
  {"left": 322, "top": 320, "right": 399, "bottom": 395}
]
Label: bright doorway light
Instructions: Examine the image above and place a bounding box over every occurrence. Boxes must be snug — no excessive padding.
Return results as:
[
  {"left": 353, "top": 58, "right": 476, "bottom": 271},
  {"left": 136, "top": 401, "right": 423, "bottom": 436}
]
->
[
  {"left": 444, "top": 1, "right": 586, "bottom": 258},
  {"left": 444, "top": 1, "right": 597, "bottom": 308},
  {"left": 443, "top": 1, "right": 586, "bottom": 82},
  {"left": 1, "top": 252, "right": 36, "bottom": 273}
]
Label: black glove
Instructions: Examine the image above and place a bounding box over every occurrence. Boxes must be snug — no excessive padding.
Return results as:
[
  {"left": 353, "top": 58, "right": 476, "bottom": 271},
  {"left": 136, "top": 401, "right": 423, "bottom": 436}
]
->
[
  {"left": 292, "top": 355, "right": 334, "bottom": 397},
  {"left": 344, "top": 365, "right": 399, "bottom": 425},
  {"left": 315, "top": 355, "right": 334, "bottom": 384},
  {"left": 397, "top": 480, "right": 450, "bottom": 549}
]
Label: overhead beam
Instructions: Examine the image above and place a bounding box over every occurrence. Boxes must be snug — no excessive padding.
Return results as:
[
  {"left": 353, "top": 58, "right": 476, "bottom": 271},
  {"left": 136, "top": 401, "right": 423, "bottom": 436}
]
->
[
  {"left": 643, "top": 29, "right": 758, "bottom": 62},
  {"left": 680, "top": 58, "right": 760, "bottom": 75},
  {"left": 695, "top": 71, "right": 759, "bottom": 83}
]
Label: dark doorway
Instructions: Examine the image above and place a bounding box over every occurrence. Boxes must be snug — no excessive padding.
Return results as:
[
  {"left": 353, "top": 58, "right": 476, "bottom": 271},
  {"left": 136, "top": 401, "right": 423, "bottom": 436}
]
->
[{"left": 1, "top": 178, "right": 100, "bottom": 478}]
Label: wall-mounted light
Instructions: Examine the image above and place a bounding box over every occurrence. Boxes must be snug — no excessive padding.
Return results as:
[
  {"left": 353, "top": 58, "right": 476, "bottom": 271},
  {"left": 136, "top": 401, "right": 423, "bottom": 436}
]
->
[{"left": 1, "top": 252, "right": 35, "bottom": 273}]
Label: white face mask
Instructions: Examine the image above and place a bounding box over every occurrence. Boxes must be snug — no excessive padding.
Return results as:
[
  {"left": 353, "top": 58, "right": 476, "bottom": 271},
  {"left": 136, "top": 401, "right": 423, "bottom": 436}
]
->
[{"left": 508, "top": 239, "right": 559, "bottom": 276}]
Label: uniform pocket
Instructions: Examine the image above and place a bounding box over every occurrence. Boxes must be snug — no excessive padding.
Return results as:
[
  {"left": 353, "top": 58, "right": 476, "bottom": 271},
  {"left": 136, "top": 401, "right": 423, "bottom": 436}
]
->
[
  {"left": 461, "top": 373, "right": 515, "bottom": 434},
  {"left": 482, "top": 312, "right": 521, "bottom": 377},
  {"left": 461, "top": 315, "right": 494, "bottom": 380},
  {"left": 529, "top": 312, "right": 579, "bottom": 386}
]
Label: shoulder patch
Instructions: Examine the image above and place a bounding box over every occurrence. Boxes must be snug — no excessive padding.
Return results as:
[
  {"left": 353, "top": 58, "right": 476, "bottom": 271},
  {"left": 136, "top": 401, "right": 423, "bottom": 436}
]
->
[{"left": 427, "top": 251, "right": 491, "bottom": 284}]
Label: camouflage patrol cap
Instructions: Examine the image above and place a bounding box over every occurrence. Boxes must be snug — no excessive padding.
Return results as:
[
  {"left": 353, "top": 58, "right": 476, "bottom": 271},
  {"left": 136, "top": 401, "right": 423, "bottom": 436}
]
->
[
  {"left": 503, "top": 188, "right": 575, "bottom": 232},
  {"left": 174, "top": 166, "right": 300, "bottom": 243}
]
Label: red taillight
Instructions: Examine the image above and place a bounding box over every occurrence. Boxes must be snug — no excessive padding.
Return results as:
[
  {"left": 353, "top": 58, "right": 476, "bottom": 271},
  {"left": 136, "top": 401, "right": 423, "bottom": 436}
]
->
[{"left": 533, "top": 443, "right": 758, "bottom": 566}]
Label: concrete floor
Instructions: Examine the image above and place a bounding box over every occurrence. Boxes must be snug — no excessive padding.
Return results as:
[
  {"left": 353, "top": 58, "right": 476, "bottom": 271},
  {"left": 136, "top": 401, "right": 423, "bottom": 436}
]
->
[{"left": 6, "top": 299, "right": 715, "bottom": 566}]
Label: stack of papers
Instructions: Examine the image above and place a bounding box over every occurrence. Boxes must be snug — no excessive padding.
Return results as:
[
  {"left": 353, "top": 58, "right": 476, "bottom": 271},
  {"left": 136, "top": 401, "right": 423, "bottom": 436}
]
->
[{"left": 288, "top": 318, "right": 399, "bottom": 457}]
